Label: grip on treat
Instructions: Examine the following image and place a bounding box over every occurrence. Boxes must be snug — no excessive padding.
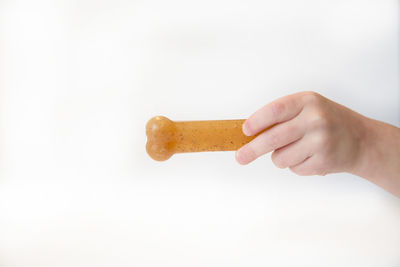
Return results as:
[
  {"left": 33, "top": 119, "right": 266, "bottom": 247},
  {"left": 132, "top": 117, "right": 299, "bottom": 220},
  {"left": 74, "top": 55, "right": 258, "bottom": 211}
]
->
[{"left": 145, "top": 116, "right": 257, "bottom": 161}]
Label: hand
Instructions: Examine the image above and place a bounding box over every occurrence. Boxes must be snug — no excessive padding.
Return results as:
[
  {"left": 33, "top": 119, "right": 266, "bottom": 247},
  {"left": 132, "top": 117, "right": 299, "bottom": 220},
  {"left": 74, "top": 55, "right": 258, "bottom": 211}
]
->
[{"left": 236, "top": 91, "right": 400, "bottom": 197}]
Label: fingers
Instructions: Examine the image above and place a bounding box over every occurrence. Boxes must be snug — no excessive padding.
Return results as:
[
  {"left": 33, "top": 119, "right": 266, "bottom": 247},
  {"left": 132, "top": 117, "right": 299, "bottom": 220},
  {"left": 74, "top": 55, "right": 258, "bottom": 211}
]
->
[
  {"left": 271, "top": 136, "right": 314, "bottom": 169},
  {"left": 242, "top": 92, "right": 307, "bottom": 136},
  {"left": 289, "top": 156, "right": 328, "bottom": 176},
  {"left": 236, "top": 115, "right": 305, "bottom": 165},
  {"left": 237, "top": 92, "right": 339, "bottom": 176}
]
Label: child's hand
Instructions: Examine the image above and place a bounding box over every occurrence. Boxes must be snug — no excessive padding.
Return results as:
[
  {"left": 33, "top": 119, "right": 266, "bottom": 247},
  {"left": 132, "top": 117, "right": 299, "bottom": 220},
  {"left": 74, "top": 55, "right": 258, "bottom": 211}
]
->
[{"left": 236, "top": 91, "right": 400, "bottom": 198}]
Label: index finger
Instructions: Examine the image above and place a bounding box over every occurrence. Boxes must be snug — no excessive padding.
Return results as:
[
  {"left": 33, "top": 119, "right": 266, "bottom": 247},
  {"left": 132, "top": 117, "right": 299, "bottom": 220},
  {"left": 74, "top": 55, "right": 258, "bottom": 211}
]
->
[{"left": 242, "top": 92, "right": 307, "bottom": 136}]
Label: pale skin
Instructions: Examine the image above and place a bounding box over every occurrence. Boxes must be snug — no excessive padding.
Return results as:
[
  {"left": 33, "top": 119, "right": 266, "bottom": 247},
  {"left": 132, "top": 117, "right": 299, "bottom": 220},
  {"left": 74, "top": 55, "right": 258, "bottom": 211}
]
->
[{"left": 236, "top": 91, "right": 400, "bottom": 198}]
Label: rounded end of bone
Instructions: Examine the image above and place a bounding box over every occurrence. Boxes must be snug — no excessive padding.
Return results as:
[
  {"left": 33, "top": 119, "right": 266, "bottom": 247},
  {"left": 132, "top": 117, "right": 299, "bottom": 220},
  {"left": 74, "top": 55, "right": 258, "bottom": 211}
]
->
[{"left": 145, "top": 116, "right": 177, "bottom": 161}]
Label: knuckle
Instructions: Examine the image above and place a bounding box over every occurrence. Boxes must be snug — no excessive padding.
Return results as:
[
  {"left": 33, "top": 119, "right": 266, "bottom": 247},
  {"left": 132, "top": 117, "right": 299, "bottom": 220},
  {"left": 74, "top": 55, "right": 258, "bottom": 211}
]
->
[
  {"left": 308, "top": 108, "right": 331, "bottom": 131},
  {"left": 270, "top": 102, "right": 286, "bottom": 118},
  {"left": 268, "top": 130, "right": 281, "bottom": 148},
  {"left": 303, "top": 91, "right": 322, "bottom": 103},
  {"left": 313, "top": 132, "right": 331, "bottom": 150}
]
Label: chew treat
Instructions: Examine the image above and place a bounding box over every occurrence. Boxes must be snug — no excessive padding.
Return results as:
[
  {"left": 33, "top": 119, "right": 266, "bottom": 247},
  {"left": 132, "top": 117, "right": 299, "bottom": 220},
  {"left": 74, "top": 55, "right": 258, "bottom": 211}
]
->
[{"left": 146, "top": 116, "right": 257, "bottom": 161}]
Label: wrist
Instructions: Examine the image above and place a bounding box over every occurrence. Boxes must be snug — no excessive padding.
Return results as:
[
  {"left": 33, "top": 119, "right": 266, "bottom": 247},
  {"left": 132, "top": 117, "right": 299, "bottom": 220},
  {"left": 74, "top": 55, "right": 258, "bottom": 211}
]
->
[
  {"left": 350, "top": 116, "right": 379, "bottom": 179},
  {"left": 350, "top": 116, "right": 400, "bottom": 196}
]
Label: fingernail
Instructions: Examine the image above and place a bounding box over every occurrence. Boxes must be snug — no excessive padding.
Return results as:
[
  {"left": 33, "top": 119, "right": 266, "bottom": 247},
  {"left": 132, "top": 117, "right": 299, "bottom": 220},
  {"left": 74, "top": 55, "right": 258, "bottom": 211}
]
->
[{"left": 242, "top": 122, "right": 251, "bottom": 136}]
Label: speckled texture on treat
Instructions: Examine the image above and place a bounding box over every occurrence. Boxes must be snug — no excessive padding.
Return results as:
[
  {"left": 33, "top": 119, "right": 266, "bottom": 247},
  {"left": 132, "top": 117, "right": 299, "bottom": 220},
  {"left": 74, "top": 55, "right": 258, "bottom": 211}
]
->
[{"left": 146, "top": 116, "right": 256, "bottom": 161}]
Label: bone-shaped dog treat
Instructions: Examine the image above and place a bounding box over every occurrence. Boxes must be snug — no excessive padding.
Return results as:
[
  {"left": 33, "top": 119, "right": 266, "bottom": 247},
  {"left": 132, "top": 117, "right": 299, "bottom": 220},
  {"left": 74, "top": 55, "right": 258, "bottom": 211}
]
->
[{"left": 145, "top": 116, "right": 257, "bottom": 161}]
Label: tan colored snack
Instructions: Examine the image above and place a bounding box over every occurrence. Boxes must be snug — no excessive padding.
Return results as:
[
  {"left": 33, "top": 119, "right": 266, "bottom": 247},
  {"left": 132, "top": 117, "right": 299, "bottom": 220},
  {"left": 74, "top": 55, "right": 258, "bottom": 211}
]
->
[{"left": 145, "top": 116, "right": 258, "bottom": 161}]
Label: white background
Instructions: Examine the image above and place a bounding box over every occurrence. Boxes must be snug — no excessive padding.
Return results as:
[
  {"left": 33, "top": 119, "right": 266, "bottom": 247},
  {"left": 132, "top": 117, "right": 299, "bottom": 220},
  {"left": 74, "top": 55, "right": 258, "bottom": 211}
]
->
[{"left": 0, "top": 0, "right": 400, "bottom": 266}]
